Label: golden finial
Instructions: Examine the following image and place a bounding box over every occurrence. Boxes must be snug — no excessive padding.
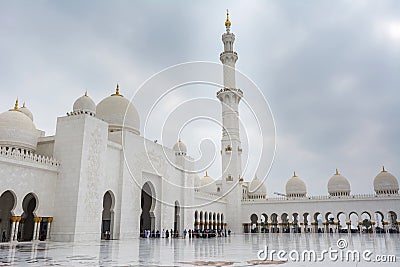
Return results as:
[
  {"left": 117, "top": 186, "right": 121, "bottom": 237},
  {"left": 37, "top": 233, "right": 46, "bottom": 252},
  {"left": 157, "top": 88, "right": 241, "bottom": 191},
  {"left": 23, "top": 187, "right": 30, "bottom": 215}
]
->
[
  {"left": 335, "top": 168, "right": 339, "bottom": 175},
  {"left": 13, "top": 98, "right": 19, "bottom": 110},
  {"left": 205, "top": 171, "right": 209, "bottom": 177},
  {"left": 382, "top": 166, "right": 386, "bottom": 172},
  {"left": 111, "top": 83, "right": 123, "bottom": 96},
  {"left": 225, "top": 9, "right": 231, "bottom": 27},
  {"left": 22, "top": 102, "right": 26, "bottom": 108},
  {"left": 293, "top": 171, "right": 297, "bottom": 177},
  {"left": 84, "top": 91, "right": 88, "bottom": 96}
]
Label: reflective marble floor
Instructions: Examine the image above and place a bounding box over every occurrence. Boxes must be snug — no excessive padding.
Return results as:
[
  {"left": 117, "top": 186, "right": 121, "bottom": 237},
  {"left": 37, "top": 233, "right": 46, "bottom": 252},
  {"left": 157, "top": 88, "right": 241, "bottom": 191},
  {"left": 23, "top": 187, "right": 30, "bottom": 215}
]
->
[{"left": 0, "top": 233, "right": 399, "bottom": 266}]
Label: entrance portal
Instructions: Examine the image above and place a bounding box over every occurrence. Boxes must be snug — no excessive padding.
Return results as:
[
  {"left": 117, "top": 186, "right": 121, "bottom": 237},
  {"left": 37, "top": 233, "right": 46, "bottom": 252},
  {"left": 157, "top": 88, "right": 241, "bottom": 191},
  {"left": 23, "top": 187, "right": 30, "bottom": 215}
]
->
[
  {"left": 174, "top": 201, "right": 180, "bottom": 237},
  {"left": 140, "top": 182, "right": 155, "bottom": 237},
  {"left": 21, "top": 193, "right": 37, "bottom": 241},
  {"left": 0, "top": 191, "right": 16, "bottom": 242},
  {"left": 101, "top": 191, "right": 114, "bottom": 240}
]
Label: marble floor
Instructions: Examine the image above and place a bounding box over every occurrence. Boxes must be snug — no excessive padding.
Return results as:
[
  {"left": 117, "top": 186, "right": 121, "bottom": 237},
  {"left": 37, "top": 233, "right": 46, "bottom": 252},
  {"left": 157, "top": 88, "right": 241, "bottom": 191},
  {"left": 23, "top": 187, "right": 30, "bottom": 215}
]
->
[{"left": 0, "top": 233, "right": 399, "bottom": 266}]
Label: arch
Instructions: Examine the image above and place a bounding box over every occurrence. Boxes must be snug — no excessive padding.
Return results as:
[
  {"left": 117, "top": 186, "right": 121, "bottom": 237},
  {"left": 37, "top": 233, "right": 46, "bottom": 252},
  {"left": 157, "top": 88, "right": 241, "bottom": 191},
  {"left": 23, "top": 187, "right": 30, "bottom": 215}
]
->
[
  {"left": 314, "top": 212, "right": 323, "bottom": 233},
  {"left": 0, "top": 190, "right": 17, "bottom": 242},
  {"left": 217, "top": 213, "right": 220, "bottom": 230},
  {"left": 260, "top": 213, "right": 268, "bottom": 233},
  {"left": 200, "top": 211, "right": 204, "bottom": 231},
  {"left": 101, "top": 190, "right": 115, "bottom": 240},
  {"left": 204, "top": 212, "right": 208, "bottom": 230},
  {"left": 349, "top": 212, "right": 359, "bottom": 232},
  {"left": 212, "top": 212, "right": 216, "bottom": 230},
  {"left": 174, "top": 200, "right": 180, "bottom": 236},
  {"left": 303, "top": 212, "right": 311, "bottom": 233},
  {"left": 20, "top": 193, "right": 38, "bottom": 241},
  {"left": 250, "top": 214, "right": 258, "bottom": 233},
  {"left": 387, "top": 211, "right": 398, "bottom": 233},
  {"left": 194, "top": 210, "right": 199, "bottom": 230},
  {"left": 281, "top": 213, "right": 289, "bottom": 233},
  {"left": 360, "top": 211, "right": 372, "bottom": 233},
  {"left": 221, "top": 213, "right": 224, "bottom": 230},
  {"left": 337, "top": 212, "right": 347, "bottom": 233},
  {"left": 374, "top": 211, "right": 384, "bottom": 232},
  {"left": 140, "top": 182, "right": 156, "bottom": 237}
]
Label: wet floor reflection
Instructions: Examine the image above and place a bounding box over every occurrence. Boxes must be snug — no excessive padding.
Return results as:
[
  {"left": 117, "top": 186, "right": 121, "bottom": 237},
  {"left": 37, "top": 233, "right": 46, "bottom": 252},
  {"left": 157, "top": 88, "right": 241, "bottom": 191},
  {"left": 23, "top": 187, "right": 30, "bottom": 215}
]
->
[{"left": 0, "top": 233, "right": 399, "bottom": 266}]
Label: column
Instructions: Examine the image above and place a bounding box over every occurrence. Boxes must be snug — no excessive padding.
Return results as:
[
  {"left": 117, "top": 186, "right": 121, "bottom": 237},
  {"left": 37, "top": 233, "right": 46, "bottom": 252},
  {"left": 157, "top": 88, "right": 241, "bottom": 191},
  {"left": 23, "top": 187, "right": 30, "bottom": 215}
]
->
[
  {"left": 13, "top": 217, "right": 21, "bottom": 241},
  {"left": 46, "top": 217, "right": 53, "bottom": 240},
  {"left": 33, "top": 217, "right": 41, "bottom": 241},
  {"left": 10, "top": 217, "right": 17, "bottom": 242}
]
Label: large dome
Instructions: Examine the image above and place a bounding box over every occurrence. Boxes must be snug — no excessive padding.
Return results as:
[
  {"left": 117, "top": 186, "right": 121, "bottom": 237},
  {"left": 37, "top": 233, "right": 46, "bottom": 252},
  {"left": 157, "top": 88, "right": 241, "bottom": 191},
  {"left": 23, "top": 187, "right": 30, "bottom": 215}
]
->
[
  {"left": 374, "top": 167, "right": 399, "bottom": 194},
  {"left": 73, "top": 92, "right": 96, "bottom": 115},
  {"left": 0, "top": 101, "right": 38, "bottom": 152},
  {"left": 248, "top": 175, "right": 266, "bottom": 196},
  {"left": 96, "top": 85, "right": 140, "bottom": 135},
  {"left": 328, "top": 169, "right": 351, "bottom": 196},
  {"left": 285, "top": 172, "right": 307, "bottom": 197}
]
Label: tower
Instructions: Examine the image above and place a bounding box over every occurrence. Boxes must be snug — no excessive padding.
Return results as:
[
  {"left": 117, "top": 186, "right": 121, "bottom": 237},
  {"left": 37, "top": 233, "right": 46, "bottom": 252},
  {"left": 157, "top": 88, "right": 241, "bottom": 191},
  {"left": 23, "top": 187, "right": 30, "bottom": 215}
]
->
[
  {"left": 217, "top": 10, "right": 243, "bottom": 184},
  {"left": 217, "top": 10, "right": 243, "bottom": 232}
]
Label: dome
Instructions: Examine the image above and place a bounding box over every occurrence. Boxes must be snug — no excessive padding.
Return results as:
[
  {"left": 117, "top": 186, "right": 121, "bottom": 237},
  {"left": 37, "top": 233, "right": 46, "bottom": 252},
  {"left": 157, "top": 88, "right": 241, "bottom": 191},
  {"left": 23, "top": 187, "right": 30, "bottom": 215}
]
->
[
  {"left": 194, "top": 174, "right": 201, "bottom": 187},
  {"left": 96, "top": 85, "right": 140, "bottom": 135},
  {"left": 73, "top": 92, "right": 96, "bottom": 115},
  {"left": 173, "top": 139, "right": 187, "bottom": 155},
  {"left": 201, "top": 172, "right": 215, "bottom": 186},
  {"left": 0, "top": 101, "right": 38, "bottom": 151},
  {"left": 285, "top": 172, "right": 307, "bottom": 197},
  {"left": 248, "top": 175, "right": 266, "bottom": 196},
  {"left": 19, "top": 103, "right": 33, "bottom": 121},
  {"left": 328, "top": 169, "right": 351, "bottom": 196},
  {"left": 374, "top": 167, "right": 399, "bottom": 194}
]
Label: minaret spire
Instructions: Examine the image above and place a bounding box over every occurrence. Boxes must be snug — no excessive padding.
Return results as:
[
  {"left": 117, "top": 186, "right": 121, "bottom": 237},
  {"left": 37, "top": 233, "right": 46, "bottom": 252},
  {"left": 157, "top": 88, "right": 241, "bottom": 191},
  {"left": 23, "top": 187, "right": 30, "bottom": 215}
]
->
[
  {"left": 225, "top": 9, "right": 231, "bottom": 32},
  {"left": 217, "top": 10, "right": 243, "bottom": 183}
]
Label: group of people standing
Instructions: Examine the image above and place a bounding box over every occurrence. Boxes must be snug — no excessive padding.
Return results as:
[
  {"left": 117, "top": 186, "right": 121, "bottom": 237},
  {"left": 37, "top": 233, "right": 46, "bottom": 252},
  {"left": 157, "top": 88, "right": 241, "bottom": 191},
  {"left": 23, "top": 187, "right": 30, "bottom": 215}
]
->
[{"left": 141, "top": 228, "right": 231, "bottom": 239}]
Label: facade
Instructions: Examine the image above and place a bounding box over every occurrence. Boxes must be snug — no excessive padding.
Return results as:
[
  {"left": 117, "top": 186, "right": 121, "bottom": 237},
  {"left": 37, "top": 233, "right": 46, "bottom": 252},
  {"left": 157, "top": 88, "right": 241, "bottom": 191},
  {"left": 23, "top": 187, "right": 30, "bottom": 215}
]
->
[{"left": 0, "top": 13, "right": 399, "bottom": 243}]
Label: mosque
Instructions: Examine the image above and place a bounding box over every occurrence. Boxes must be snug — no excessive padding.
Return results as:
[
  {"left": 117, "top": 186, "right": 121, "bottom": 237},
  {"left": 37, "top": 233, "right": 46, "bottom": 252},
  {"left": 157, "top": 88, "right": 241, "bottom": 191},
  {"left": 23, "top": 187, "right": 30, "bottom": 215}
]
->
[{"left": 0, "top": 12, "right": 399, "bottom": 243}]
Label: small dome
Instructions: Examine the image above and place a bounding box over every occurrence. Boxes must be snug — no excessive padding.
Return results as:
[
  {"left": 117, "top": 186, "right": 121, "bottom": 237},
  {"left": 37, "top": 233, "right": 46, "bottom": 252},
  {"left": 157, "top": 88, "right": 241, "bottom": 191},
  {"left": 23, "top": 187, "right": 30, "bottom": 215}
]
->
[
  {"left": 286, "top": 172, "right": 307, "bottom": 197},
  {"left": 201, "top": 172, "right": 215, "bottom": 186},
  {"left": 194, "top": 174, "right": 201, "bottom": 187},
  {"left": 73, "top": 92, "right": 96, "bottom": 114},
  {"left": 374, "top": 167, "right": 399, "bottom": 194},
  {"left": 19, "top": 103, "right": 34, "bottom": 121},
  {"left": 96, "top": 85, "right": 140, "bottom": 135},
  {"left": 248, "top": 175, "right": 266, "bottom": 196},
  {"left": 173, "top": 139, "right": 187, "bottom": 155},
  {"left": 0, "top": 101, "right": 38, "bottom": 151},
  {"left": 328, "top": 169, "right": 351, "bottom": 196}
]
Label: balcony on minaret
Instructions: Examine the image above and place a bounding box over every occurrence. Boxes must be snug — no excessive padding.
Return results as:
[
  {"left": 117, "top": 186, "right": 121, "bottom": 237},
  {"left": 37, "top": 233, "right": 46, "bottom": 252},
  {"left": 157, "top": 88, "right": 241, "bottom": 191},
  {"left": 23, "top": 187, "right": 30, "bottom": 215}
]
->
[
  {"left": 225, "top": 145, "right": 232, "bottom": 153},
  {"left": 216, "top": 87, "right": 243, "bottom": 99}
]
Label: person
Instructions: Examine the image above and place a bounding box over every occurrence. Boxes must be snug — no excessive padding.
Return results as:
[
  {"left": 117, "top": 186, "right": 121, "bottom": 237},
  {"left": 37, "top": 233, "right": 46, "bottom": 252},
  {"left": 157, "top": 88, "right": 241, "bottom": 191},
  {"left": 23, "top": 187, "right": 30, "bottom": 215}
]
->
[
  {"left": 165, "top": 230, "right": 169, "bottom": 238},
  {"left": 188, "top": 229, "right": 192, "bottom": 238},
  {"left": 183, "top": 229, "right": 187, "bottom": 238},
  {"left": 162, "top": 229, "right": 165, "bottom": 238},
  {"left": 227, "top": 229, "right": 231, "bottom": 236}
]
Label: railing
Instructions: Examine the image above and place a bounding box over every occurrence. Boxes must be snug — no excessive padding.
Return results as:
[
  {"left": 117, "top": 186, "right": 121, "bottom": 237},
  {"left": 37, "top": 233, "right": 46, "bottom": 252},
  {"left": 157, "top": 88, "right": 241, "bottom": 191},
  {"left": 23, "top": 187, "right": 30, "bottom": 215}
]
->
[
  {"left": 241, "top": 193, "right": 399, "bottom": 202},
  {"left": 0, "top": 146, "right": 60, "bottom": 169},
  {"left": 216, "top": 87, "right": 243, "bottom": 96}
]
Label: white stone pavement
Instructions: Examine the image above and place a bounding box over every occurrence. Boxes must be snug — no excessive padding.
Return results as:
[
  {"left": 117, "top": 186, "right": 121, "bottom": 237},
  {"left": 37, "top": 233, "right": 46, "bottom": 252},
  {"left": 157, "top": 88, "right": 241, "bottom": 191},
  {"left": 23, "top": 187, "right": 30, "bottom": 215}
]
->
[{"left": 0, "top": 233, "right": 399, "bottom": 266}]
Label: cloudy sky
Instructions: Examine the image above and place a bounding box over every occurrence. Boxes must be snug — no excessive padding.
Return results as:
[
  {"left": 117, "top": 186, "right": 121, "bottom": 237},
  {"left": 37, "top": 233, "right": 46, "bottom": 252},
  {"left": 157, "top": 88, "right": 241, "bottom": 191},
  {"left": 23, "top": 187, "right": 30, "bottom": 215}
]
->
[{"left": 1, "top": 0, "right": 399, "bottom": 196}]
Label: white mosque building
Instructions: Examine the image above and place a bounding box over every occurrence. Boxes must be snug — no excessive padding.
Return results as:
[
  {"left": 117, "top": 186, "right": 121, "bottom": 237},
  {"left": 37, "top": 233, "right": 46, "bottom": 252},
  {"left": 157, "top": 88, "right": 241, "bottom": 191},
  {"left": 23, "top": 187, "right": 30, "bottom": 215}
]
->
[{"left": 0, "top": 12, "right": 399, "bottom": 243}]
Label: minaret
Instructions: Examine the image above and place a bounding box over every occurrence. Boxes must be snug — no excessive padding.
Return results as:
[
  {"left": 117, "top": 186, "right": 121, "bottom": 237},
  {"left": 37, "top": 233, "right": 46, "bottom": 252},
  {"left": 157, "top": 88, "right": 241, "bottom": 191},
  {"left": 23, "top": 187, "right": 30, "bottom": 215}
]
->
[
  {"left": 217, "top": 10, "right": 243, "bottom": 233},
  {"left": 217, "top": 10, "right": 243, "bottom": 184}
]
